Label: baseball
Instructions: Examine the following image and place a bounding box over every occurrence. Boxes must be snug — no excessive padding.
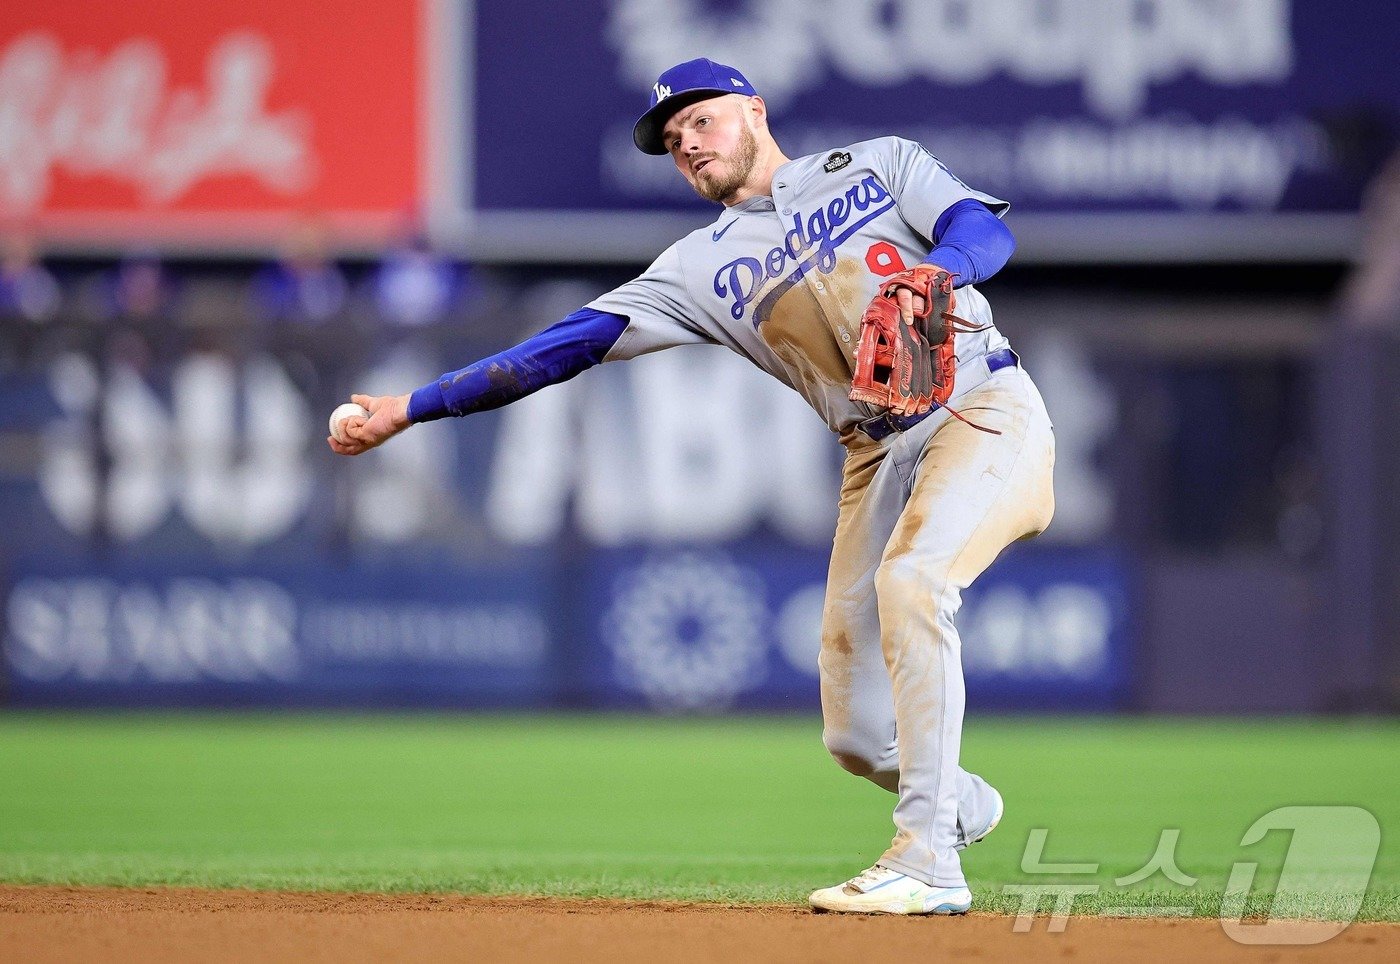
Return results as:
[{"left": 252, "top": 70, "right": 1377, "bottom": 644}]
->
[{"left": 328, "top": 402, "right": 370, "bottom": 444}]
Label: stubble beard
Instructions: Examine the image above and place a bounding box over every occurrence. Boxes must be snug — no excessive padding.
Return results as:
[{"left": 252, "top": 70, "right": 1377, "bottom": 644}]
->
[{"left": 692, "top": 122, "right": 759, "bottom": 204}]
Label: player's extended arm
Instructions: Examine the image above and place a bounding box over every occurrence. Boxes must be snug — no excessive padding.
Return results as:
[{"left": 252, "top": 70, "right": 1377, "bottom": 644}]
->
[{"left": 328, "top": 307, "right": 628, "bottom": 456}]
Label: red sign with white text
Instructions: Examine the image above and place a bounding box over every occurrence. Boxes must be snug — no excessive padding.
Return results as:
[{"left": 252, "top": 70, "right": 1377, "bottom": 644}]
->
[{"left": 0, "top": 1, "right": 423, "bottom": 246}]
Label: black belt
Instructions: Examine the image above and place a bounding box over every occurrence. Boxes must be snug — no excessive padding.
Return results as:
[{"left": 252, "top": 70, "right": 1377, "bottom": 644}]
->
[{"left": 856, "top": 348, "right": 1019, "bottom": 442}]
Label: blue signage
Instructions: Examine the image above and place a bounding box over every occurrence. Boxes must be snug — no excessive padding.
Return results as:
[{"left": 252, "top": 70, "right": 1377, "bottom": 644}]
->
[
  {"left": 457, "top": 0, "right": 1398, "bottom": 261},
  {"left": 576, "top": 544, "right": 1132, "bottom": 712},
  {"left": 3, "top": 557, "right": 558, "bottom": 708}
]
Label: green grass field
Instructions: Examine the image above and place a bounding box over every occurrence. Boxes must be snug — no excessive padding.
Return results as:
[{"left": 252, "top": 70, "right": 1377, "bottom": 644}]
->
[{"left": 0, "top": 714, "right": 1395, "bottom": 921}]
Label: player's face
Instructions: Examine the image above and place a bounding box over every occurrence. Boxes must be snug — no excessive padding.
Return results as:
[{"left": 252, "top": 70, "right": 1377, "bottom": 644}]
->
[{"left": 663, "top": 96, "right": 760, "bottom": 205}]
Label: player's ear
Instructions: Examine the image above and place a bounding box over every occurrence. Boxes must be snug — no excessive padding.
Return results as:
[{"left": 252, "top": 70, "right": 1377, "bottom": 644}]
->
[{"left": 747, "top": 95, "right": 768, "bottom": 130}]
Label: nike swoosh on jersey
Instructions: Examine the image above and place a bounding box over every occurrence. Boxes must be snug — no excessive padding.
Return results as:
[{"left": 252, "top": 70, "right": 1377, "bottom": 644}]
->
[{"left": 712, "top": 220, "right": 738, "bottom": 242}]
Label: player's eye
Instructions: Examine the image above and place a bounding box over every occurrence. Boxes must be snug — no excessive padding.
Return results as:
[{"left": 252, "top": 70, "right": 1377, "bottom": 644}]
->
[{"left": 697, "top": 116, "right": 709, "bottom": 127}]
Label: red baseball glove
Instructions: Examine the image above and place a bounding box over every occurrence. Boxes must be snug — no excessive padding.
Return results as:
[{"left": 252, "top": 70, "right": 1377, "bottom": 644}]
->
[{"left": 849, "top": 264, "right": 982, "bottom": 417}]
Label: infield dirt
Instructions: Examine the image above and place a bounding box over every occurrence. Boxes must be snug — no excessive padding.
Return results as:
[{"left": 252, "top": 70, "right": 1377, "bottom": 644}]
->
[{"left": 2, "top": 886, "right": 1396, "bottom": 963}]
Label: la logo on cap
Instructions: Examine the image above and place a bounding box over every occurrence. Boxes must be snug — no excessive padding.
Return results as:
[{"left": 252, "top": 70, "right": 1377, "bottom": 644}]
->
[{"left": 654, "top": 82, "right": 672, "bottom": 101}]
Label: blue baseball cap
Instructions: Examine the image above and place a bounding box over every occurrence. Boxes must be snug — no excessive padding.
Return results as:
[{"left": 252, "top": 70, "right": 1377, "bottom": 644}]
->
[{"left": 632, "top": 58, "right": 758, "bottom": 155}]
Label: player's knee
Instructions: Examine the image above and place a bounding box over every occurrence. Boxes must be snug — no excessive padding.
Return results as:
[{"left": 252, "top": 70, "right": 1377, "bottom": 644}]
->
[
  {"left": 1036, "top": 484, "right": 1056, "bottom": 534},
  {"left": 1016, "top": 475, "right": 1056, "bottom": 542},
  {"left": 822, "top": 728, "right": 879, "bottom": 777},
  {"left": 873, "top": 557, "right": 926, "bottom": 611}
]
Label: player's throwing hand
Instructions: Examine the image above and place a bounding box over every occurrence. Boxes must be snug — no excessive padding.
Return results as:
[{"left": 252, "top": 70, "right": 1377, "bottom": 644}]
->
[{"left": 327, "top": 393, "right": 411, "bottom": 456}]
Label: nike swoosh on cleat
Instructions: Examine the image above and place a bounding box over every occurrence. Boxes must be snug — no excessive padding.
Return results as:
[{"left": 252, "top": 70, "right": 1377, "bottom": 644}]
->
[{"left": 712, "top": 220, "right": 738, "bottom": 241}]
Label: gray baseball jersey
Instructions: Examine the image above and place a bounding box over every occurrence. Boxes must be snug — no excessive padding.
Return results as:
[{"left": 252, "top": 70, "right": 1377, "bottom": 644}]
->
[{"left": 588, "top": 136, "right": 1011, "bottom": 434}]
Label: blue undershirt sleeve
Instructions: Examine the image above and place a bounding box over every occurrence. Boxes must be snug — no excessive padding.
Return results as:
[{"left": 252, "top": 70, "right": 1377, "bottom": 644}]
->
[
  {"left": 406, "top": 307, "right": 629, "bottom": 423},
  {"left": 923, "top": 198, "right": 1016, "bottom": 288}
]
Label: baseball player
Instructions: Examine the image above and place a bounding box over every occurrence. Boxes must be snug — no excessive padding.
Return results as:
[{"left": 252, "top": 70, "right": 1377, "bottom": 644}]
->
[{"left": 331, "top": 58, "right": 1055, "bottom": 915}]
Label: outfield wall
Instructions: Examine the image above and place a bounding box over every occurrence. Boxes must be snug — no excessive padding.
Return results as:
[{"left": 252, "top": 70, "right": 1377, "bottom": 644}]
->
[
  {"left": 0, "top": 301, "right": 1134, "bottom": 711},
  {"left": 3, "top": 272, "right": 1383, "bottom": 714}
]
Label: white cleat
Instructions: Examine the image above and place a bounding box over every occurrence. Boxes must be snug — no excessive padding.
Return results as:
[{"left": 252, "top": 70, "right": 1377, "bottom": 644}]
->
[
  {"left": 808, "top": 864, "right": 973, "bottom": 915},
  {"left": 963, "top": 785, "right": 1004, "bottom": 848}
]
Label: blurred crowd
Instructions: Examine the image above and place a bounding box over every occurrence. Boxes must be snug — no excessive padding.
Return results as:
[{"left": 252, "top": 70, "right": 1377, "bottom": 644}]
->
[{"left": 0, "top": 218, "right": 526, "bottom": 423}]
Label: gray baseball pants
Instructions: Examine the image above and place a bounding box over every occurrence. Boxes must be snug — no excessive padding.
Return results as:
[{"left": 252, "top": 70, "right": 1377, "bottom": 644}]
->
[{"left": 819, "top": 364, "right": 1056, "bottom": 889}]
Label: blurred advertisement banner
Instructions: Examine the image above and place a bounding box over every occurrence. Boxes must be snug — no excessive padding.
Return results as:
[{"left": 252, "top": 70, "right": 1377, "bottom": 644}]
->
[
  {"left": 0, "top": 334, "right": 1130, "bottom": 709},
  {"left": 578, "top": 545, "right": 1131, "bottom": 711},
  {"left": 3, "top": 561, "right": 555, "bottom": 707},
  {"left": 18, "top": 345, "right": 1111, "bottom": 550},
  {"left": 0, "top": 2, "right": 423, "bottom": 244},
  {"left": 461, "top": 0, "right": 1395, "bottom": 261},
  {"left": 1, "top": 548, "right": 1129, "bottom": 711}
]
